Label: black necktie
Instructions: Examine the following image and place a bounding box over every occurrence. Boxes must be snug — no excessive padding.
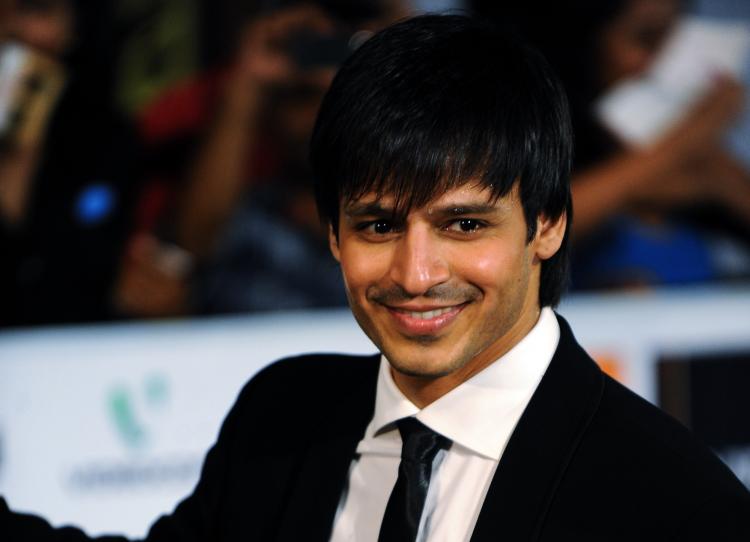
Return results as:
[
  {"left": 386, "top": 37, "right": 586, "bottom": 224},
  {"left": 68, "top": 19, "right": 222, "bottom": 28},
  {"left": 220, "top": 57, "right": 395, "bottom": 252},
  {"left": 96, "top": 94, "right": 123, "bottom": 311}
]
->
[{"left": 378, "top": 417, "right": 452, "bottom": 542}]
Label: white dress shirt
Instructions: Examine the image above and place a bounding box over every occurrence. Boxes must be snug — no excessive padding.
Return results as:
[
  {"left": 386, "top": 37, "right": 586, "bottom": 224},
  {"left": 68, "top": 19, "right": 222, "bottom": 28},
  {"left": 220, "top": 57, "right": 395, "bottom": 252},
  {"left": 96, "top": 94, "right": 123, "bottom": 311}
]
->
[{"left": 330, "top": 307, "right": 560, "bottom": 542}]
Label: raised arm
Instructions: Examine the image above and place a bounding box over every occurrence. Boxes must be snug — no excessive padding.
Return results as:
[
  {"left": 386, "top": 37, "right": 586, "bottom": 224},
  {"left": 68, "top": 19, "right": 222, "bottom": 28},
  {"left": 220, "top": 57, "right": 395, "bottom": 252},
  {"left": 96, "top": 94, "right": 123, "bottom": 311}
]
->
[
  {"left": 571, "top": 75, "right": 748, "bottom": 239},
  {"left": 176, "top": 5, "right": 333, "bottom": 258}
]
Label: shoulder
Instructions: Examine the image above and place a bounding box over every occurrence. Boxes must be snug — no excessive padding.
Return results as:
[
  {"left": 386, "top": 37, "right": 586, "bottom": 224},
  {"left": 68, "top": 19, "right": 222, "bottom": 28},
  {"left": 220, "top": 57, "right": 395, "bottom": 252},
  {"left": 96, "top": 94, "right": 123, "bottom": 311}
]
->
[
  {"left": 560, "top": 372, "right": 750, "bottom": 535},
  {"left": 222, "top": 352, "right": 381, "bottom": 443},
  {"left": 244, "top": 352, "right": 381, "bottom": 397},
  {"left": 596, "top": 375, "right": 744, "bottom": 493},
  {"left": 556, "top": 314, "right": 743, "bottom": 496},
  {"left": 548, "top": 317, "right": 750, "bottom": 535}
]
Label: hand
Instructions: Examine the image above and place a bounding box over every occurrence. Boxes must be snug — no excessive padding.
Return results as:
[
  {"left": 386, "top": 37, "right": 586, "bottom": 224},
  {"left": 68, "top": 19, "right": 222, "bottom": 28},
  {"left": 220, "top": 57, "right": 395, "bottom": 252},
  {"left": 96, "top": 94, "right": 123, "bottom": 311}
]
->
[
  {"left": 654, "top": 74, "right": 745, "bottom": 165},
  {"left": 631, "top": 146, "right": 750, "bottom": 227},
  {"left": 627, "top": 76, "right": 746, "bottom": 209},
  {"left": 230, "top": 5, "right": 335, "bottom": 98},
  {"left": 113, "top": 234, "right": 193, "bottom": 318}
]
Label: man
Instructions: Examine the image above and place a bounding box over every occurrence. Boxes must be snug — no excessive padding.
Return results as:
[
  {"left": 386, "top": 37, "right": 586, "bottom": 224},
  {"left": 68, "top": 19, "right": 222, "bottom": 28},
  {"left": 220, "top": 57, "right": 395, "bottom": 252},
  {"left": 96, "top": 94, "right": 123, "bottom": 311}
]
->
[{"left": 2, "top": 13, "right": 749, "bottom": 542}]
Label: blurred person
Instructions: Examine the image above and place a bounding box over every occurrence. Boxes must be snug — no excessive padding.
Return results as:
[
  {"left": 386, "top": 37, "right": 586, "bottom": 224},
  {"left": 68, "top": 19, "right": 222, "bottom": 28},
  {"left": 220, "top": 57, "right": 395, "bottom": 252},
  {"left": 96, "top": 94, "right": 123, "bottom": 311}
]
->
[
  {"left": 0, "top": 0, "right": 142, "bottom": 327},
  {"left": 4, "top": 14, "right": 750, "bottom": 541},
  {"left": 474, "top": 0, "right": 750, "bottom": 289},
  {"left": 114, "top": 1, "right": 406, "bottom": 317},
  {"left": 0, "top": 0, "right": 72, "bottom": 226}
]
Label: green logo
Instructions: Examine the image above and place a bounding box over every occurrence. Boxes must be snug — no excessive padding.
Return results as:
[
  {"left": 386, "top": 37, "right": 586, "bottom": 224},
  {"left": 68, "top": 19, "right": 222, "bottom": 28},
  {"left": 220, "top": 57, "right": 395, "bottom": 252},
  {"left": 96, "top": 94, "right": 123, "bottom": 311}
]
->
[{"left": 108, "top": 374, "right": 169, "bottom": 450}]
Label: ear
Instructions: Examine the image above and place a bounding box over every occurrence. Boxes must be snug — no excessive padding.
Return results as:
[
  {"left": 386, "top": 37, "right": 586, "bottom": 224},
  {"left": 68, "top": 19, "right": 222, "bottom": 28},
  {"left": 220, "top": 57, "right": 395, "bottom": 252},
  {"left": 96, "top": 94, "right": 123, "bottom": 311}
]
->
[
  {"left": 328, "top": 224, "right": 341, "bottom": 263},
  {"left": 534, "top": 212, "right": 566, "bottom": 261}
]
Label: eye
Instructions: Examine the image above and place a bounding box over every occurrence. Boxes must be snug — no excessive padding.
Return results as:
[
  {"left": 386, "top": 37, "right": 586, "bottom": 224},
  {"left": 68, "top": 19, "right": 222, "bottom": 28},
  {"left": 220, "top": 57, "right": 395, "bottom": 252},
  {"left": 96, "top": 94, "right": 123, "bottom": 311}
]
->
[
  {"left": 356, "top": 220, "right": 394, "bottom": 235},
  {"left": 446, "top": 218, "right": 484, "bottom": 233},
  {"left": 372, "top": 221, "right": 392, "bottom": 234}
]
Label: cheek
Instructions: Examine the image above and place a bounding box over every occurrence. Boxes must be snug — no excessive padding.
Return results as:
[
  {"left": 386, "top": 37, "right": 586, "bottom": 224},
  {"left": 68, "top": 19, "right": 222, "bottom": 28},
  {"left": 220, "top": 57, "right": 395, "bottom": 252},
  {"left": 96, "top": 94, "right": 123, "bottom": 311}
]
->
[
  {"left": 338, "top": 243, "right": 389, "bottom": 295},
  {"left": 451, "top": 241, "right": 525, "bottom": 291}
]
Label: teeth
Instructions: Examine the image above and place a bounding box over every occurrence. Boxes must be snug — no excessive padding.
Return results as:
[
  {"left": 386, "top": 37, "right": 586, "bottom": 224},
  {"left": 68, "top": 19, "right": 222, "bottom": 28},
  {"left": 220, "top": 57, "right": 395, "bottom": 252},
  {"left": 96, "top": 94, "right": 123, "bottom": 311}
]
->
[{"left": 407, "top": 307, "right": 454, "bottom": 319}]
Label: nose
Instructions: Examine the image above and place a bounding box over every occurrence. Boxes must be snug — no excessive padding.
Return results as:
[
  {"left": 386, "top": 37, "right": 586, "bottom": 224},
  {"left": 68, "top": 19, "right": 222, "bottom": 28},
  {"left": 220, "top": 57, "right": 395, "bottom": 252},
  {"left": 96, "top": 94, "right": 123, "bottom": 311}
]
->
[{"left": 388, "top": 225, "right": 450, "bottom": 296}]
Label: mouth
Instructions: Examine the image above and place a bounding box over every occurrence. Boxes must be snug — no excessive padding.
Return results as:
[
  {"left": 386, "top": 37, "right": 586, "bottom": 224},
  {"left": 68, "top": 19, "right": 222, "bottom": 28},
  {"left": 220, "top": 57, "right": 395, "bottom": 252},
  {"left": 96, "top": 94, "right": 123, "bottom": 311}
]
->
[{"left": 385, "top": 303, "right": 467, "bottom": 335}]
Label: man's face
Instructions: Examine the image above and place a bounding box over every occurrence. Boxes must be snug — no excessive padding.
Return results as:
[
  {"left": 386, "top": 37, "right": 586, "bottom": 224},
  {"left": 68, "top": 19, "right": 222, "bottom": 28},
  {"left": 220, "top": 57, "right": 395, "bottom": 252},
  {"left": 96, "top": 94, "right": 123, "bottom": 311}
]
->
[
  {"left": 330, "top": 182, "right": 565, "bottom": 389},
  {"left": 598, "top": 0, "right": 680, "bottom": 89}
]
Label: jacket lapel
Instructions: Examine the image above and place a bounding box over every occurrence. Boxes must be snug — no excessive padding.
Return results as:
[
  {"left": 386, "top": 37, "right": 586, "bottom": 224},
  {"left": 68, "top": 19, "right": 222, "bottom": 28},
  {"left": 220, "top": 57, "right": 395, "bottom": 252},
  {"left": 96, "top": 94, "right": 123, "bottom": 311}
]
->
[
  {"left": 275, "top": 355, "right": 380, "bottom": 542},
  {"left": 275, "top": 433, "right": 363, "bottom": 542},
  {"left": 471, "top": 315, "right": 605, "bottom": 542}
]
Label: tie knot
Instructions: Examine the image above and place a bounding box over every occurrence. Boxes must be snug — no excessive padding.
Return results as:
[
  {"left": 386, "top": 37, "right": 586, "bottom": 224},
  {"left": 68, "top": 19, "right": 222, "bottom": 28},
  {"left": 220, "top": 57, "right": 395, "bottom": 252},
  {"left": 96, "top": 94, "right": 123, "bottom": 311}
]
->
[{"left": 396, "top": 417, "right": 451, "bottom": 463}]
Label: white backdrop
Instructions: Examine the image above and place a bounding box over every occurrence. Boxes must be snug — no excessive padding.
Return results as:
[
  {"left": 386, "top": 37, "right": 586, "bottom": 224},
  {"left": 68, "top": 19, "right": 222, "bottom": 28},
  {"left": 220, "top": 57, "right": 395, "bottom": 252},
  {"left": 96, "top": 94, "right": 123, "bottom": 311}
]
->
[{"left": 1, "top": 286, "right": 749, "bottom": 538}]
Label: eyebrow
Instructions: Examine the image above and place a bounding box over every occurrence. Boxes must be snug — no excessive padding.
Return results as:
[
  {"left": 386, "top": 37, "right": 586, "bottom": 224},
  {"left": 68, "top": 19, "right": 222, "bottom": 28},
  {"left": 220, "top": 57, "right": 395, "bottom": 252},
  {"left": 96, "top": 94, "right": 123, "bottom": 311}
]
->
[{"left": 433, "top": 203, "right": 501, "bottom": 216}]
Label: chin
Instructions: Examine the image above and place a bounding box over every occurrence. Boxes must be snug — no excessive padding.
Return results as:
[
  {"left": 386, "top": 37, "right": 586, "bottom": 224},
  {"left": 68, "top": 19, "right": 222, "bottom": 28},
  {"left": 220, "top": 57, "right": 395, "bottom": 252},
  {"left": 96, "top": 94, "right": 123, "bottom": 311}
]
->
[
  {"left": 390, "top": 364, "right": 454, "bottom": 379},
  {"left": 386, "top": 348, "right": 466, "bottom": 380}
]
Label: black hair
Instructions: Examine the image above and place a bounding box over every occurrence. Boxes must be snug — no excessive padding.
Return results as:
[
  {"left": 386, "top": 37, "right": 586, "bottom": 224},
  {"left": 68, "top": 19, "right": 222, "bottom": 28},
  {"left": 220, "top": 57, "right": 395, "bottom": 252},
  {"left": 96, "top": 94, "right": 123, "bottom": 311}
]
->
[{"left": 310, "top": 14, "right": 573, "bottom": 307}]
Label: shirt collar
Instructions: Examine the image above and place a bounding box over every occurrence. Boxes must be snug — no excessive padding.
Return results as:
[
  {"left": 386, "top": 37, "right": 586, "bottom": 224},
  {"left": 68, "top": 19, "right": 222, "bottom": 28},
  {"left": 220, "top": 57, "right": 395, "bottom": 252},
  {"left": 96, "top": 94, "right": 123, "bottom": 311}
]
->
[{"left": 364, "top": 307, "right": 560, "bottom": 460}]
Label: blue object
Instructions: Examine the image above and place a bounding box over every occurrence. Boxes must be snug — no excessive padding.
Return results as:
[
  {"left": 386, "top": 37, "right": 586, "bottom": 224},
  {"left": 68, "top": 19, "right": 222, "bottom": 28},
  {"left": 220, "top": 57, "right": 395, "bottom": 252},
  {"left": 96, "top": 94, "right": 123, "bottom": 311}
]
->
[
  {"left": 573, "top": 216, "right": 717, "bottom": 289},
  {"left": 74, "top": 183, "right": 116, "bottom": 225}
]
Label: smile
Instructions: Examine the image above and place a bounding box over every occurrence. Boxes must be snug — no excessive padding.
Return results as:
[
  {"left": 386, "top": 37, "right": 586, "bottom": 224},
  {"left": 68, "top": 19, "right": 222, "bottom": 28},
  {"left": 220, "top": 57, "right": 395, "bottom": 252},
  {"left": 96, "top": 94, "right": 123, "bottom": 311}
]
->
[
  {"left": 394, "top": 307, "right": 455, "bottom": 320},
  {"left": 385, "top": 303, "right": 467, "bottom": 335}
]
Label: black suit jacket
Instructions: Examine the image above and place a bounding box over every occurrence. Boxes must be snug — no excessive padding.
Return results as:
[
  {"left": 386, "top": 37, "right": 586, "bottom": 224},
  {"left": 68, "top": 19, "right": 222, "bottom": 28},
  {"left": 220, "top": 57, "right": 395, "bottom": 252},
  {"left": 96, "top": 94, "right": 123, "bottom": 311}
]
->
[{"left": 3, "top": 315, "right": 750, "bottom": 541}]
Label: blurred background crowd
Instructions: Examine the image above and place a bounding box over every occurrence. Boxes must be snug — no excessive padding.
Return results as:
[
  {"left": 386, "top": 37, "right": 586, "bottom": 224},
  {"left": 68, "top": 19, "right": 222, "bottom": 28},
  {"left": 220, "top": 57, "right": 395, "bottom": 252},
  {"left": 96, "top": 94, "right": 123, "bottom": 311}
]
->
[{"left": 0, "top": 0, "right": 748, "bottom": 328}]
